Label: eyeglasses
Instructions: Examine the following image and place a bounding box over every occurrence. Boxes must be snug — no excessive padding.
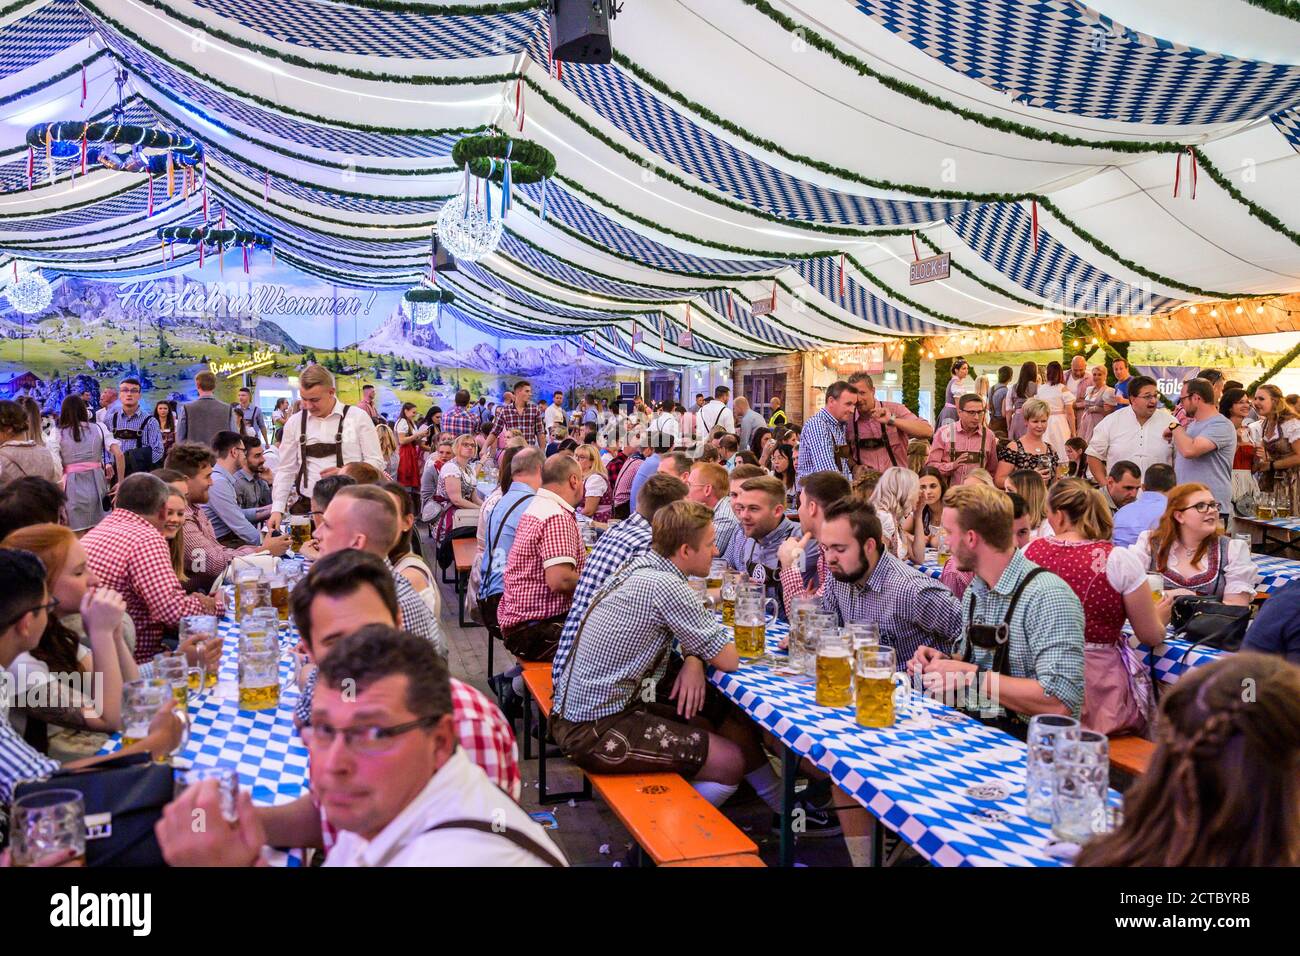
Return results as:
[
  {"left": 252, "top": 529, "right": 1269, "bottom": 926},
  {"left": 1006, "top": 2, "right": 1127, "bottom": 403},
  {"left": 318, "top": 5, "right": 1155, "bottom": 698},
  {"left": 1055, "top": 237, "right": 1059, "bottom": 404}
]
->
[
  {"left": 301, "top": 714, "right": 440, "bottom": 754},
  {"left": 1178, "top": 501, "right": 1218, "bottom": 515},
  {"left": 0, "top": 598, "right": 57, "bottom": 632}
]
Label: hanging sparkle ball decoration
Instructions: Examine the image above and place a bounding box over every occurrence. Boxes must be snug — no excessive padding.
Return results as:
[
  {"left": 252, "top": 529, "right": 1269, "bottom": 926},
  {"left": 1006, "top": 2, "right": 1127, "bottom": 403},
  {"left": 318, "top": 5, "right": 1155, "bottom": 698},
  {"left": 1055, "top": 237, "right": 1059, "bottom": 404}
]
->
[
  {"left": 405, "top": 287, "right": 455, "bottom": 326},
  {"left": 436, "top": 134, "right": 555, "bottom": 262},
  {"left": 6, "top": 269, "right": 52, "bottom": 315},
  {"left": 436, "top": 195, "right": 503, "bottom": 263}
]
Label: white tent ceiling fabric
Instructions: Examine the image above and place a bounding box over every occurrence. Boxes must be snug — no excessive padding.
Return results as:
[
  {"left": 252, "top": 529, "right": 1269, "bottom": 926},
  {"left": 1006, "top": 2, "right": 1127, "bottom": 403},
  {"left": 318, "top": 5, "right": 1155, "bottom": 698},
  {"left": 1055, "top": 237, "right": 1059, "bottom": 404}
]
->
[{"left": 0, "top": 0, "right": 1298, "bottom": 370}]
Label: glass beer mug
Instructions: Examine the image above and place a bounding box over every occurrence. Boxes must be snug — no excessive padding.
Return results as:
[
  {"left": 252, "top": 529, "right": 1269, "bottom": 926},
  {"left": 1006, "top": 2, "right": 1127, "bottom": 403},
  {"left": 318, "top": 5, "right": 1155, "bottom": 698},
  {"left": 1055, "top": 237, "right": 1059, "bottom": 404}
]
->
[
  {"left": 9, "top": 790, "right": 85, "bottom": 867},
  {"left": 234, "top": 568, "right": 261, "bottom": 622},
  {"left": 719, "top": 569, "right": 745, "bottom": 627},
  {"left": 784, "top": 597, "right": 820, "bottom": 675},
  {"left": 270, "top": 572, "right": 290, "bottom": 623},
  {"left": 706, "top": 558, "right": 727, "bottom": 590},
  {"left": 732, "top": 585, "right": 776, "bottom": 660},
  {"left": 815, "top": 630, "right": 854, "bottom": 708},
  {"left": 855, "top": 644, "right": 903, "bottom": 728},
  {"left": 155, "top": 652, "right": 191, "bottom": 714},
  {"left": 289, "top": 515, "right": 312, "bottom": 553},
  {"left": 180, "top": 614, "right": 219, "bottom": 689},
  {"left": 122, "top": 677, "right": 186, "bottom": 763},
  {"left": 238, "top": 624, "right": 281, "bottom": 712}
]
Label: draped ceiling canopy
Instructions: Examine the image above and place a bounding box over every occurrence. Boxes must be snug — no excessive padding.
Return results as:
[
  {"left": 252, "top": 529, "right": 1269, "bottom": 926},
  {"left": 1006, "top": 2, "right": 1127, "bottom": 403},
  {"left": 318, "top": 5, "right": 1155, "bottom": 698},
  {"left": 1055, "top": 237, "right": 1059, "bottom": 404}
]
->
[{"left": 2, "top": 0, "right": 1300, "bottom": 368}]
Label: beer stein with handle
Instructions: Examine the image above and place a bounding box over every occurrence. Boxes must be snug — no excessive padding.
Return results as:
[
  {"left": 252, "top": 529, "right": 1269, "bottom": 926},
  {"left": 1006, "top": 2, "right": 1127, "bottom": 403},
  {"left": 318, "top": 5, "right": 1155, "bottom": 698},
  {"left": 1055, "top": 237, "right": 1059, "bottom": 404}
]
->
[
  {"left": 815, "top": 630, "right": 853, "bottom": 708},
  {"left": 732, "top": 584, "right": 776, "bottom": 660}
]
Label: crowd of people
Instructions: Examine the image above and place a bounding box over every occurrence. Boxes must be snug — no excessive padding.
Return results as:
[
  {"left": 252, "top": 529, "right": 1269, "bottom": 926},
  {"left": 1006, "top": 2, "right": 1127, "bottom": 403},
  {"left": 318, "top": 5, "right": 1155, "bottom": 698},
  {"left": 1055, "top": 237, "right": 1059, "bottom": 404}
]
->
[{"left": 1, "top": 359, "right": 1297, "bottom": 868}]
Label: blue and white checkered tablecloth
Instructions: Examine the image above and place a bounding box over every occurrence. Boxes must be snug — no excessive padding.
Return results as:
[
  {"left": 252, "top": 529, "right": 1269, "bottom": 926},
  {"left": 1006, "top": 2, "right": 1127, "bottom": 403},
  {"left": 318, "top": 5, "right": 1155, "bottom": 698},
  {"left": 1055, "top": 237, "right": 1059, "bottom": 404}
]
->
[
  {"left": 708, "top": 621, "right": 1118, "bottom": 867},
  {"left": 917, "top": 554, "right": 1300, "bottom": 594},
  {"left": 100, "top": 616, "right": 311, "bottom": 867}
]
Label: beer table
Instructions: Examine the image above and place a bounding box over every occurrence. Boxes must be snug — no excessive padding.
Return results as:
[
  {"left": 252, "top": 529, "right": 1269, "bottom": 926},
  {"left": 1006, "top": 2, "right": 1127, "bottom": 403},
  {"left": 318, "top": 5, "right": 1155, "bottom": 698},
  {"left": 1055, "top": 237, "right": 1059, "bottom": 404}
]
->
[
  {"left": 707, "top": 621, "right": 1121, "bottom": 868},
  {"left": 101, "top": 615, "right": 311, "bottom": 867},
  {"left": 1234, "top": 514, "right": 1300, "bottom": 557}
]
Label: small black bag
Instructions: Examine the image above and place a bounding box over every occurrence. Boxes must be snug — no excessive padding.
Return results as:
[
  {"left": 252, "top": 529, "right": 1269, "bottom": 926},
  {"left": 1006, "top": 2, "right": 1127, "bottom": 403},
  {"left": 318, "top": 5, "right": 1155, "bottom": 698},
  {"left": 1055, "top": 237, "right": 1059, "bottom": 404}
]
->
[
  {"left": 13, "top": 752, "right": 173, "bottom": 866},
  {"left": 1171, "top": 595, "right": 1252, "bottom": 656}
]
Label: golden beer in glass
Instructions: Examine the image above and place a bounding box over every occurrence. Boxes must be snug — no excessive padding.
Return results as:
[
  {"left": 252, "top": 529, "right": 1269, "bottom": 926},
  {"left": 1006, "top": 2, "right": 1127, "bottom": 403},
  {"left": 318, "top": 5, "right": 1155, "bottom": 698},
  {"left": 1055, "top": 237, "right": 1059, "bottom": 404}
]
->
[
  {"left": 855, "top": 645, "right": 897, "bottom": 728},
  {"left": 289, "top": 516, "right": 312, "bottom": 551},
  {"left": 733, "top": 587, "right": 775, "bottom": 660},
  {"left": 239, "top": 683, "right": 280, "bottom": 711},
  {"left": 815, "top": 639, "right": 853, "bottom": 708},
  {"left": 270, "top": 575, "right": 290, "bottom": 622},
  {"left": 238, "top": 628, "right": 280, "bottom": 712},
  {"left": 733, "top": 624, "right": 766, "bottom": 658}
]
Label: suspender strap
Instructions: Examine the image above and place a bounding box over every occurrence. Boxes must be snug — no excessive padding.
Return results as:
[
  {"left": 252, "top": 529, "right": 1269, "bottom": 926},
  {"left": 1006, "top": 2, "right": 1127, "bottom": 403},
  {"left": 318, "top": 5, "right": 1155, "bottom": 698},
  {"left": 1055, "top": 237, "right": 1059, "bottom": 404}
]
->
[
  {"left": 296, "top": 408, "right": 310, "bottom": 495},
  {"left": 963, "top": 567, "right": 1046, "bottom": 675},
  {"left": 420, "top": 818, "right": 567, "bottom": 867},
  {"left": 483, "top": 494, "right": 531, "bottom": 583},
  {"left": 334, "top": 405, "right": 348, "bottom": 468}
]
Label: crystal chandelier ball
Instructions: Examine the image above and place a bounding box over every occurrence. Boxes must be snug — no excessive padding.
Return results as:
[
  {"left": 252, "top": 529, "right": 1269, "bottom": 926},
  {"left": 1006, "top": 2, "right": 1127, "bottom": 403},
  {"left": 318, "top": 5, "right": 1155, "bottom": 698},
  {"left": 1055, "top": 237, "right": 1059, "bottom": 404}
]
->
[
  {"left": 7, "top": 270, "right": 52, "bottom": 315},
  {"left": 411, "top": 301, "right": 440, "bottom": 325},
  {"left": 436, "top": 194, "right": 502, "bottom": 263}
]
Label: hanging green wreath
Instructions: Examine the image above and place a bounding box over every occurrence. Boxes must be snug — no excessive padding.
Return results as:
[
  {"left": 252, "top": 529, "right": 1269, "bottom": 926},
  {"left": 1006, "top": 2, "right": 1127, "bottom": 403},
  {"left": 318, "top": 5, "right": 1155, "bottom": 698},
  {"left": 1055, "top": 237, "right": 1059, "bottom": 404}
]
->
[
  {"left": 157, "top": 225, "right": 273, "bottom": 249},
  {"left": 404, "top": 287, "right": 456, "bottom": 305},
  {"left": 451, "top": 134, "right": 555, "bottom": 185},
  {"left": 25, "top": 122, "right": 202, "bottom": 176}
]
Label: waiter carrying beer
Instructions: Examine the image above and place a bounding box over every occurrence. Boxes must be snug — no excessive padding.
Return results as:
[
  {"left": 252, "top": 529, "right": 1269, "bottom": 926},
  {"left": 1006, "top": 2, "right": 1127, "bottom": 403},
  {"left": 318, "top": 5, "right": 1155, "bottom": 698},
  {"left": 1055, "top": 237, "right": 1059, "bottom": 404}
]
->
[{"left": 268, "top": 365, "right": 387, "bottom": 529}]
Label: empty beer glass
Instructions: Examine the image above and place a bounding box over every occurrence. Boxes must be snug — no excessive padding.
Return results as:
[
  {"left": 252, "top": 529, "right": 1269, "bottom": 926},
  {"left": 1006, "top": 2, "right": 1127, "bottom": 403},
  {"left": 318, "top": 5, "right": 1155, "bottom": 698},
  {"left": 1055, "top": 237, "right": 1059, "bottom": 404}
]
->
[
  {"left": 1025, "top": 714, "right": 1081, "bottom": 823},
  {"left": 815, "top": 630, "right": 853, "bottom": 708},
  {"left": 785, "top": 597, "right": 820, "bottom": 675},
  {"left": 234, "top": 569, "right": 261, "bottom": 623},
  {"left": 180, "top": 614, "right": 219, "bottom": 689},
  {"left": 238, "top": 625, "right": 280, "bottom": 712},
  {"left": 176, "top": 768, "right": 240, "bottom": 824},
  {"left": 685, "top": 577, "right": 708, "bottom": 607},
  {"left": 1051, "top": 730, "right": 1110, "bottom": 843},
  {"left": 733, "top": 585, "right": 776, "bottom": 660},
  {"left": 9, "top": 789, "right": 85, "bottom": 866}
]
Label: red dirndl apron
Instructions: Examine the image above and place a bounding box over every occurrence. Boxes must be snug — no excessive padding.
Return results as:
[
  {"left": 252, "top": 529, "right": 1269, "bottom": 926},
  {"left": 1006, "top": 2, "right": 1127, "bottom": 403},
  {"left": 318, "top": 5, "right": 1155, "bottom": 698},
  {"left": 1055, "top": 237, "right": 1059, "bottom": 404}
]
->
[{"left": 397, "top": 441, "right": 422, "bottom": 488}]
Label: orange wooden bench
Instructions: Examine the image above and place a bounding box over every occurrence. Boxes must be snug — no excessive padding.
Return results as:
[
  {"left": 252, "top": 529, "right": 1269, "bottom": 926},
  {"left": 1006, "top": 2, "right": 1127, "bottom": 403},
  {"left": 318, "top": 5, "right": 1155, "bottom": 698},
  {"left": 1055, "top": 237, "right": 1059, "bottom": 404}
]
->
[
  {"left": 451, "top": 537, "right": 480, "bottom": 632},
  {"left": 1109, "top": 735, "right": 1155, "bottom": 776},
  {"left": 519, "top": 662, "right": 764, "bottom": 867}
]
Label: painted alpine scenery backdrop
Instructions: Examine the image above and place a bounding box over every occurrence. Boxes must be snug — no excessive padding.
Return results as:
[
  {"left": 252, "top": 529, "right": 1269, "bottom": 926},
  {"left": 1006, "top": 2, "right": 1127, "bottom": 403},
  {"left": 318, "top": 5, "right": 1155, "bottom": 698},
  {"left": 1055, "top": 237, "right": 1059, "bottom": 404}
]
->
[{"left": 0, "top": 258, "right": 635, "bottom": 414}]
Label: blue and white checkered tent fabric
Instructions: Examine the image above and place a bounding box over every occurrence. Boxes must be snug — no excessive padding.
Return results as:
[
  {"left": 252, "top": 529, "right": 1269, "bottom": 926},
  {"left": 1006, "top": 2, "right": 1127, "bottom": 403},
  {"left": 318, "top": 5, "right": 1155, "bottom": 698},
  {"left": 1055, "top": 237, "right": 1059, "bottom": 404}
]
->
[
  {"left": 0, "top": 0, "right": 92, "bottom": 82},
  {"left": 1275, "top": 109, "right": 1300, "bottom": 155},
  {"left": 496, "top": 232, "right": 702, "bottom": 302},
  {"left": 945, "top": 203, "right": 1187, "bottom": 315},
  {"left": 850, "top": 0, "right": 1300, "bottom": 125},
  {"left": 554, "top": 59, "right": 971, "bottom": 229}
]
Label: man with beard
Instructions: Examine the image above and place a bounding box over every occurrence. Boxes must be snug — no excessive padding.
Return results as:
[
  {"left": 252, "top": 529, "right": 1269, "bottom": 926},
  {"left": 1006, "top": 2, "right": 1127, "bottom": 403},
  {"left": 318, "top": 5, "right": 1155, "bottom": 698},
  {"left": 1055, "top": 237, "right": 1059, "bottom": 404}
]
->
[{"left": 816, "top": 495, "right": 960, "bottom": 663}]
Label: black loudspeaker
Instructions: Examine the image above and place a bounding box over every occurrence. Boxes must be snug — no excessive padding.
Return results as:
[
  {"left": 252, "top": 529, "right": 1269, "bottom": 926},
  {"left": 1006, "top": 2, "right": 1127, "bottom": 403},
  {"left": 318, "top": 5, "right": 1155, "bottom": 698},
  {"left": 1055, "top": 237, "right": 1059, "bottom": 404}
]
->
[
  {"left": 432, "top": 236, "right": 456, "bottom": 273},
  {"left": 550, "top": 0, "right": 612, "bottom": 64}
]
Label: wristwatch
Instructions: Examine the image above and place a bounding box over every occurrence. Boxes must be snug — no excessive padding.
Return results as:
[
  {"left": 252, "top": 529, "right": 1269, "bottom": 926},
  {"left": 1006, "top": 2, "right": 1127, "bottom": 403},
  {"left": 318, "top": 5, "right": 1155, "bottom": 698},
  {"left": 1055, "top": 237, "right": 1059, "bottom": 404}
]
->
[{"left": 1169, "top": 420, "right": 1181, "bottom": 430}]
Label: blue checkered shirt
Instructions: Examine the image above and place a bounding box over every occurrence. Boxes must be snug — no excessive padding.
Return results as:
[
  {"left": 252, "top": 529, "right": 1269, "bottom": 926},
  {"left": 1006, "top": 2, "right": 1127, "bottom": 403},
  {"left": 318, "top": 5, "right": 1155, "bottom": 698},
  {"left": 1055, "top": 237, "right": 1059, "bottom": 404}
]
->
[
  {"left": 796, "top": 408, "right": 853, "bottom": 482},
  {"left": 819, "top": 552, "right": 962, "bottom": 663},
  {"left": 553, "top": 513, "right": 653, "bottom": 680},
  {"left": 712, "top": 497, "right": 739, "bottom": 556},
  {"left": 551, "top": 551, "right": 732, "bottom": 723},
  {"left": 954, "top": 551, "right": 1085, "bottom": 719},
  {"left": 723, "top": 517, "right": 818, "bottom": 620},
  {"left": 0, "top": 695, "right": 60, "bottom": 839}
]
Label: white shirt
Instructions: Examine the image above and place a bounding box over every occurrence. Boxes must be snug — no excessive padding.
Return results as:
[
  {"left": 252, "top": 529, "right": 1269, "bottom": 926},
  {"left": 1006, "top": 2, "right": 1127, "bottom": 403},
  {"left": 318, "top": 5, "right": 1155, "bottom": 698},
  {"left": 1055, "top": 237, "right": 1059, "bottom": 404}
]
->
[
  {"left": 544, "top": 404, "right": 566, "bottom": 431},
  {"left": 648, "top": 411, "right": 680, "bottom": 443},
  {"left": 1125, "top": 530, "right": 1259, "bottom": 598},
  {"left": 324, "top": 749, "right": 565, "bottom": 867},
  {"left": 695, "top": 400, "right": 734, "bottom": 442},
  {"left": 271, "top": 397, "right": 386, "bottom": 512},
  {"left": 1085, "top": 406, "right": 1175, "bottom": 478}
]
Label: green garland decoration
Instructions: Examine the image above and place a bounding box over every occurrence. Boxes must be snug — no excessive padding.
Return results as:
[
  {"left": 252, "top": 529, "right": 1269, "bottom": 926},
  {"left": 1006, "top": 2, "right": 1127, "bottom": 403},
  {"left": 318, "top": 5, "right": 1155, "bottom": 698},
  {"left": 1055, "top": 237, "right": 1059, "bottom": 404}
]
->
[
  {"left": 157, "top": 225, "right": 273, "bottom": 249},
  {"left": 0, "top": 178, "right": 142, "bottom": 219},
  {"left": 326, "top": 0, "right": 545, "bottom": 13},
  {"left": 1241, "top": 0, "right": 1300, "bottom": 22},
  {"left": 901, "top": 339, "right": 922, "bottom": 415},
  {"left": 1247, "top": 339, "right": 1300, "bottom": 393},
  {"left": 452, "top": 134, "right": 555, "bottom": 184},
  {"left": 0, "top": 49, "right": 110, "bottom": 111},
  {"left": 405, "top": 287, "right": 455, "bottom": 305},
  {"left": 25, "top": 122, "right": 202, "bottom": 178}
]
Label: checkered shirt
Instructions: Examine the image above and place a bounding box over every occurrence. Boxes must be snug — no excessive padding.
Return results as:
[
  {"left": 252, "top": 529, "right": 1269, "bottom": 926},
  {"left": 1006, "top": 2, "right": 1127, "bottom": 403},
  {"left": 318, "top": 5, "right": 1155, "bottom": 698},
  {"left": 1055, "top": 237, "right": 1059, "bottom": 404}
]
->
[
  {"left": 0, "top": 696, "right": 60, "bottom": 838},
  {"left": 487, "top": 402, "right": 545, "bottom": 447},
  {"left": 712, "top": 497, "right": 740, "bottom": 555},
  {"left": 552, "top": 551, "right": 732, "bottom": 724},
  {"left": 82, "top": 509, "right": 211, "bottom": 661},
  {"left": 819, "top": 552, "right": 963, "bottom": 663},
  {"left": 796, "top": 408, "right": 853, "bottom": 482},
  {"left": 779, "top": 550, "right": 830, "bottom": 615},
  {"left": 185, "top": 503, "right": 258, "bottom": 578},
  {"left": 388, "top": 560, "right": 445, "bottom": 657},
  {"left": 612, "top": 456, "right": 644, "bottom": 507},
  {"left": 723, "top": 517, "right": 819, "bottom": 616},
  {"left": 301, "top": 676, "right": 519, "bottom": 807},
  {"left": 497, "top": 489, "right": 585, "bottom": 631},
  {"left": 553, "top": 513, "right": 653, "bottom": 679},
  {"left": 954, "top": 551, "right": 1086, "bottom": 719},
  {"left": 105, "top": 407, "right": 163, "bottom": 466},
  {"left": 443, "top": 405, "right": 477, "bottom": 437}
]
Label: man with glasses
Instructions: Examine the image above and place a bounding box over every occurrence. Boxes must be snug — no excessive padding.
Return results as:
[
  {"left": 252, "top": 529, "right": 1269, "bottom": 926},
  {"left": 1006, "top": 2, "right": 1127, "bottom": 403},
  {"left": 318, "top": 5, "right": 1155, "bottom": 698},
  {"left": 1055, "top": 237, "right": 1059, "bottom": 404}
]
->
[
  {"left": 926, "top": 393, "right": 998, "bottom": 487},
  {"left": 1167, "top": 377, "right": 1237, "bottom": 518},
  {"left": 108, "top": 377, "right": 163, "bottom": 477},
  {"left": 1085, "top": 375, "right": 1175, "bottom": 491},
  {"left": 157, "top": 621, "right": 561, "bottom": 867}
]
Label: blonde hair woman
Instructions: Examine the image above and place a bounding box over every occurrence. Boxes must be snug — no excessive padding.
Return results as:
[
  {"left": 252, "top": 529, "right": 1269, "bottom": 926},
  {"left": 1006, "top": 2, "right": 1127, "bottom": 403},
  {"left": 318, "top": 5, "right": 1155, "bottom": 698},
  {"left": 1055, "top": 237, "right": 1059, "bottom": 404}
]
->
[
  {"left": 869, "top": 466, "right": 919, "bottom": 559},
  {"left": 1025, "top": 479, "right": 1163, "bottom": 735},
  {"left": 962, "top": 468, "right": 995, "bottom": 487},
  {"left": 574, "top": 443, "right": 611, "bottom": 520},
  {"left": 995, "top": 397, "right": 1058, "bottom": 490},
  {"left": 1006, "top": 468, "right": 1051, "bottom": 540},
  {"left": 376, "top": 422, "right": 399, "bottom": 479}
]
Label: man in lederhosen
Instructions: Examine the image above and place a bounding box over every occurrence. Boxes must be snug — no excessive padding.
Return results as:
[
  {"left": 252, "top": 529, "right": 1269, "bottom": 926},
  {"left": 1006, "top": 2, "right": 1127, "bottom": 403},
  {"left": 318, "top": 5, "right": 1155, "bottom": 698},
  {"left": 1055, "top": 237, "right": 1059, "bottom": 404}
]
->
[
  {"left": 845, "top": 371, "right": 933, "bottom": 477},
  {"left": 268, "top": 365, "right": 387, "bottom": 530},
  {"left": 108, "top": 376, "right": 164, "bottom": 479},
  {"left": 723, "top": 475, "right": 818, "bottom": 623}
]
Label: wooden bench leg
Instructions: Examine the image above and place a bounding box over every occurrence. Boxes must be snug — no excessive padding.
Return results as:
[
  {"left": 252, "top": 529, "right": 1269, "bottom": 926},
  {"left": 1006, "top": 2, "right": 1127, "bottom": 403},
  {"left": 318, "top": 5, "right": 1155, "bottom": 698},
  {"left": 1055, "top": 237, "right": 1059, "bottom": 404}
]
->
[
  {"left": 521, "top": 680, "right": 533, "bottom": 763},
  {"left": 779, "top": 744, "right": 797, "bottom": 868},
  {"left": 486, "top": 627, "right": 494, "bottom": 678},
  {"left": 871, "top": 815, "right": 884, "bottom": 868}
]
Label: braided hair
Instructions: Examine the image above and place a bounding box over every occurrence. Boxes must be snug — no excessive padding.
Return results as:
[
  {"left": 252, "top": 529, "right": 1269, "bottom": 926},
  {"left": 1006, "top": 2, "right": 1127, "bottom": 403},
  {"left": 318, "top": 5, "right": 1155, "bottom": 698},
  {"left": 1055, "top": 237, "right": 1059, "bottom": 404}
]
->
[{"left": 1077, "top": 653, "right": 1300, "bottom": 867}]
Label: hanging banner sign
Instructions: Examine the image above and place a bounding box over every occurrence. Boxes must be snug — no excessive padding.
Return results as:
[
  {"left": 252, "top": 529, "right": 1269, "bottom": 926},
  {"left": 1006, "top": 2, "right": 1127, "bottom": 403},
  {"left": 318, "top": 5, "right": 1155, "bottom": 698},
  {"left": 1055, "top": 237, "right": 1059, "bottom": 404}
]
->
[
  {"left": 908, "top": 253, "right": 950, "bottom": 285},
  {"left": 210, "top": 348, "right": 276, "bottom": 379},
  {"left": 750, "top": 297, "right": 775, "bottom": 317},
  {"left": 824, "top": 345, "right": 885, "bottom": 375}
]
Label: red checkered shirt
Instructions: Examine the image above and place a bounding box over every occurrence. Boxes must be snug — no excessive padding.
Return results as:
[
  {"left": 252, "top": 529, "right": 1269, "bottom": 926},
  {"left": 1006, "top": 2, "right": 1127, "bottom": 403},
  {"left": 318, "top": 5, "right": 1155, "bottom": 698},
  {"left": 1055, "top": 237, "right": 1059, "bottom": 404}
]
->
[
  {"left": 497, "top": 488, "right": 584, "bottom": 630},
  {"left": 318, "top": 677, "right": 521, "bottom": 853},
  {"left": 184, "top": 503, "right": 258, "bottom": 580},
  {"left": 779, "top": 550, "right": 831, "bottom": 618},
  {"left": 81, "top": 509, "right": 212, "bottom": 662},
  {"left": 487, "top": 402, "right": 546, "bottom": 448},
  {"left": 442, "top": 405, "right": 477, "bottom": 437}
]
